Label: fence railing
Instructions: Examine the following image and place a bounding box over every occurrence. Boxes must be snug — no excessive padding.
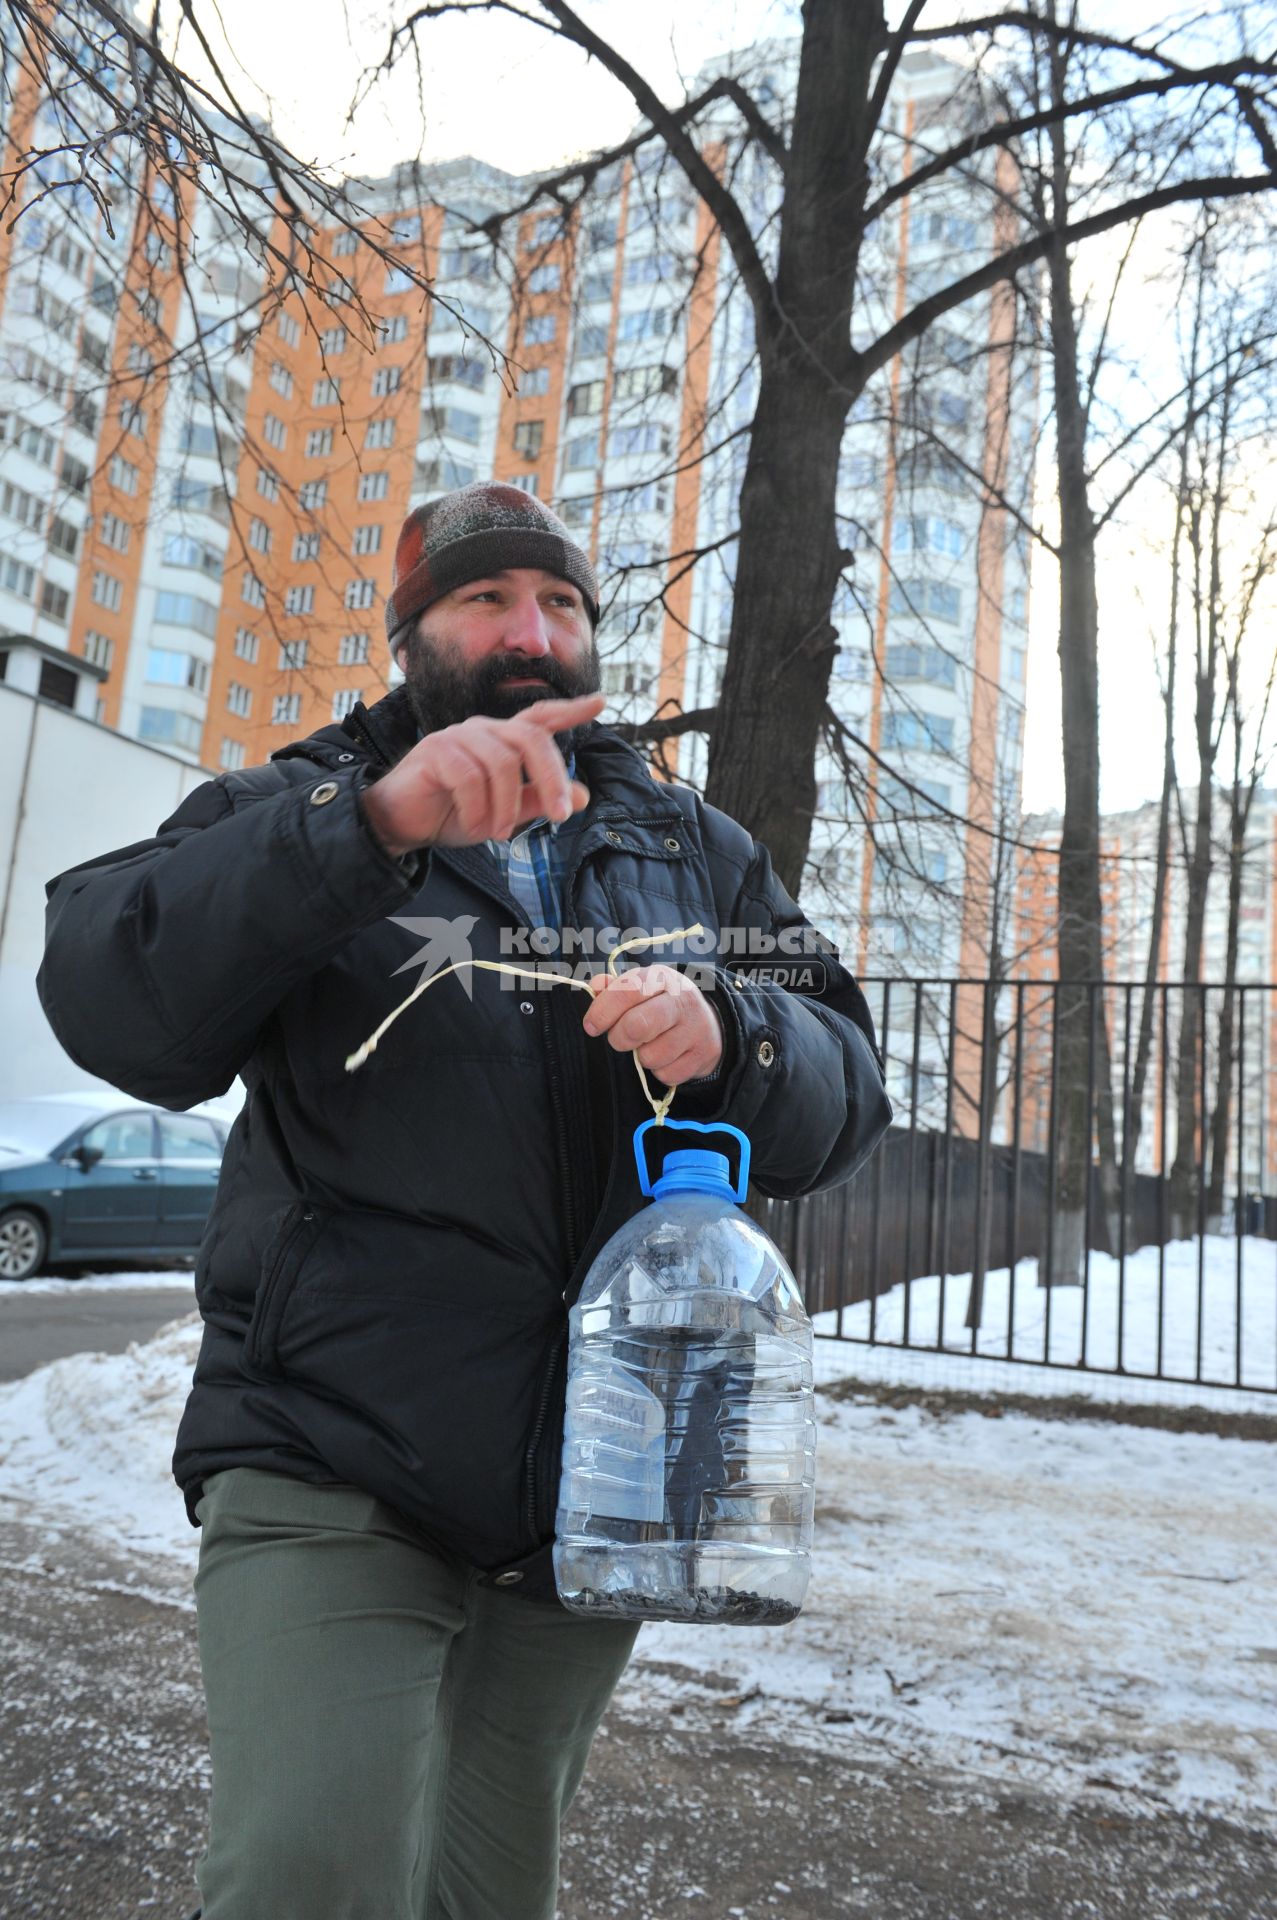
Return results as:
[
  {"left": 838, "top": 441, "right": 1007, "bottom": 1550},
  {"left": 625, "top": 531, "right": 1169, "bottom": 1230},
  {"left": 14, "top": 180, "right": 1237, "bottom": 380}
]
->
[{"left": 764, "top": 978, "right": 1277, "bottom": 1396}]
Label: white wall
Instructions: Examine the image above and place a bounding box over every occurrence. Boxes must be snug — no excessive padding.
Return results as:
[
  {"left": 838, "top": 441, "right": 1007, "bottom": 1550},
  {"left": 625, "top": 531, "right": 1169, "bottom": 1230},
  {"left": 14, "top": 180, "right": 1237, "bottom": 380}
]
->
[{"left": 0, "top": 687, "right": 212, "bottom": 1099}]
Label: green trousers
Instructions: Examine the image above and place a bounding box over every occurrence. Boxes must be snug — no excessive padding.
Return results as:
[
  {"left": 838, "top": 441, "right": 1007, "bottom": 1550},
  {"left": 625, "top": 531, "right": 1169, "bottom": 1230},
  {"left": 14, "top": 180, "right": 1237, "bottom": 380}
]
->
[{"left": 192, "top": 1468, "right": 639, "bottom": 1920}]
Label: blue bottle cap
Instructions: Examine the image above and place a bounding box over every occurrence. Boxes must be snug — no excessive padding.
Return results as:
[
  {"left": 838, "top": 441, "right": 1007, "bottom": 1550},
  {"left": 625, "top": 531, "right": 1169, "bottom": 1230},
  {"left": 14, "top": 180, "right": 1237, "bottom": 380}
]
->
[{"left": 650, "top": 1148, "right": 737, "bottom": 1202}]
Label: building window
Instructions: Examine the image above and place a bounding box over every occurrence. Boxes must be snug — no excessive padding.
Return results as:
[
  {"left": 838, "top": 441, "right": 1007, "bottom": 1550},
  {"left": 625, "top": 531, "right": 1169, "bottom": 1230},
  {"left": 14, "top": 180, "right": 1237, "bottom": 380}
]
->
[
  {"left": 610, "top": 423, "right": 670, "bottom": 458},
  {"left": 512, "top": 419, "right": 544, "bottom": 459},
  {"left": 565, "top": 433, "right": 598, "bottom": 470},
  {"left": 574, "top": 322, "right": 608, "bottom": 358},
  {"left": 371, "top": 366, "right": 402, "bottom": 397},
  {"left": 519, "top": 365, "right": 551, "bottom": 396},
  {"left": 382, "top": 314, "right": 409, "bottom": 343},
  {"left": 305, "top": 429, "right": 334, "bottom": 458},
  {"left": 883, "top": 641, "right": 957, "bottom": 687},
  {"left": 384, "top": 265, "right": 412, "bottom": 294},
  {"left": 226, "top": 681, "right": 253, "bottom": 717},
  {"left": 269, "top": 362, "right": 294, "bottom": 397},
  {"left": 530, "top": 213, "right": 565, "bottom": 247},
  {"left": 319, "top": 327, "right": 348, "bottom": 356},
  {"left": 299, "top": 480, "right": 328, "bottom": 510},
  {"left": 272, "top": 694, "right": 302, "bottom": 726},
  {"left": 344, "top": 579, "right": 376, "bottom": 610},
  {"left": 249, "top": 517, "right": 273, "bottom": 554},
  {"left": 278, "top": 640, "right": 308, "bottom": 670},
  {"left": 528, "top": 263, "right": 560, "bottom": 293},
  {"left": 139, "top": 706, "right": 203, "bottom": 750},
  {"left": 332, "top": 688, "right": 364, "bottom": 721},
  {"left": 242, "top": 572, "right": 266, "bottom": 609},
  {"left": 889, "top": 578, "right": 961, "bottom": 624},
  {"left": 262, "top": 413, "right": 287, "bottom": 449},
  {"left": 567, "top": 380, "right": 605, "bottom": 417},
  {"left": 333, "top": 228, "right": 359, "bottom": 257},
  {"left": 880, "top": 709, "right": 955, "bottom": 754},
  {"left": 61, "top": 452, "right": 89, "bottom": 494},
  {"left": 1, "top": 557, "right": 35, "bottom": 598},
  {"left": 392, "top": 213, "right": 422, "bottom": 243},
  {"left": 83, "top": 630, "right": 114, "bottom": 671},
  {"left": 108, "top": 454, "right": 139, "bottom": 495},
  {"left": 617, "top": 308, "right": 673, "bottom": 345},
  {"left": 558, "top": 495, "right": 594, "bottom": 528},
  {"left": 422, "top": 403, "right": 481, "bottom": 444},
  {"left": 91, "top": 569, "right": 123, "bottom": 612},
  {"left": 894, "top": 515, "right": 963, "bottom": 558},
  {"left": 506, "top": 473, "right": 540, "bottom": 496},
  {"left": 277, "top": 310, "right": 302, "bottom": 347},
  {"left": 39, "top": 580, "right": 70, "bottom": 621},
  {"left": 338, "top": 631, "right": 370, "bottom": 665},
  {"left": 352, "top": 524, "right": 382, "bottom": 556},
  {"left": 256, "top": 467, "right": 280, "bottom": 501},
  {"left": 523, "top": 314, "right": 557, "bottom": 346},
  {"left": 146, "top": 647, "right": 209, "bottom": 692},
  {"left": 365, "top": 419, "right": 395, "bottom": 450},
  {"left": 357, "top": 471, "right": 389, "bottom": 502},
  {"left": 156, "top": 590, "right": 219, "bottom": 637},
  {"left": 427, "top": 353, "right": 485, "bottom": 391},
  {"left": 48, "top": 514, "right": 80, "bottom": 557},
  {"left": 233, "top": 626, "right": 259, "bottom": 663},
  {"left": 613, "top": 364, "right": 678, "bottom": 402},
  {"left": 219, "top": 738, "right": 247, "bottom": 770},
  {"left": 99, "top": 511, "right": 131, "bottom": 552},
  {"left": 284, "top": 585, "right": 315, "bottom": 616},
  {"left": 415, "top": 456, "right": 476, "bottom": 492},
  {"left": 312, "top": 376, "right": 342, "bottom": 406},
  {"left": 293, "top": 532, "right": 321, "bottom": 562}
]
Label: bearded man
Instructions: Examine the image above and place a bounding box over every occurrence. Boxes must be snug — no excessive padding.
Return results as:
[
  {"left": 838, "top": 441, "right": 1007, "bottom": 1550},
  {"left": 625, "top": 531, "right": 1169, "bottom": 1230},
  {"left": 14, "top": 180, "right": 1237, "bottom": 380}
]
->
[{"left": 38, "top": 483, "right": 890, "bottom": 1920}]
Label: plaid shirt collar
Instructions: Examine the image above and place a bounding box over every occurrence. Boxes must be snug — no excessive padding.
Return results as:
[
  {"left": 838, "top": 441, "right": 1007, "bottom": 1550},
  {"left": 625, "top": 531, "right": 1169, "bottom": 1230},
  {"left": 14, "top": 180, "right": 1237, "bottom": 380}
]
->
[{"left": 485, "top": 753, "right": 579, "bottom": 932}]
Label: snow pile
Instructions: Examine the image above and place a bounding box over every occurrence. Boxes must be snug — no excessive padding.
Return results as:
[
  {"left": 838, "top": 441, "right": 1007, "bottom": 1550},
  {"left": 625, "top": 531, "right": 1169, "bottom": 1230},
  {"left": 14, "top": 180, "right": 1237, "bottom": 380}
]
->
[
  {"left": 813, "top": 1235, "right": 1277, "bottom": 1410},
  {"left": 0, "top": 1312, "right": 201, "bottom": 1560}
]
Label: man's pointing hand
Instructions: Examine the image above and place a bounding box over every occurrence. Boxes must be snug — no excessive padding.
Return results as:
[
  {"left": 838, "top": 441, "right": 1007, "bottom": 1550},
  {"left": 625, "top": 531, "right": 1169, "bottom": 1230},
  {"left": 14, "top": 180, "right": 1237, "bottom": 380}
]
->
[{"left": 361, "top": 692, "right": 606, "bottom": 856}]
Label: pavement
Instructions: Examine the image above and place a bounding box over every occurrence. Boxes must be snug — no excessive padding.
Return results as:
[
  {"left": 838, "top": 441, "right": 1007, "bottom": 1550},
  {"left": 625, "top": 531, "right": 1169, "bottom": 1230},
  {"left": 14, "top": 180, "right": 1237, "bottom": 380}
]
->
[
  {"left": 1, "top": 1510, "right": 1273, "bottom": 1920},
  {"left": 0, "top": 1282, "right": 197, "bottom": 1383}
]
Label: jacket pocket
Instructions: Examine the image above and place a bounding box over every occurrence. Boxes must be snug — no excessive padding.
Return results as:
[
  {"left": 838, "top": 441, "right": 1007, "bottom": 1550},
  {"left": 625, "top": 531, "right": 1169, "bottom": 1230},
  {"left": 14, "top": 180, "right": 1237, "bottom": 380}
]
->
[{"left": 241, "top": 1202, "right": 329, "bottom": 1380}]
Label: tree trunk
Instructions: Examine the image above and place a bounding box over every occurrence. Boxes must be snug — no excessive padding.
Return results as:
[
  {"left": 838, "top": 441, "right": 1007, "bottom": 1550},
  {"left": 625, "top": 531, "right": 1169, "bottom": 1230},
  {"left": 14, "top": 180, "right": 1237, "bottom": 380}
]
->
[
  {"left": 1042, "top": 64, "right": 1120, "bottom": 1285},
  {"left": 704, "top": 0, "right": 885, "bottom": 891}
]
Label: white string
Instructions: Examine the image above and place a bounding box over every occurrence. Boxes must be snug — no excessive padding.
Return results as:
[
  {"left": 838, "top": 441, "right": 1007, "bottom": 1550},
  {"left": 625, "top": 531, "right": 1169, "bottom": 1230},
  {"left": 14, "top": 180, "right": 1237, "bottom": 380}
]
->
[{"left": 344, "top": 923, "right": 708, "bottom": 1125}]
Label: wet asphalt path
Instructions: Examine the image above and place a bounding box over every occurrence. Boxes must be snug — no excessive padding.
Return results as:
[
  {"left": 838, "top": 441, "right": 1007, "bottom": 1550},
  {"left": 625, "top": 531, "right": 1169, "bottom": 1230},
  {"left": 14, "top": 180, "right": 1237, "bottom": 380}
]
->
[{"left": 0, "top": 1283, "right": 196, "bottom": 1382}]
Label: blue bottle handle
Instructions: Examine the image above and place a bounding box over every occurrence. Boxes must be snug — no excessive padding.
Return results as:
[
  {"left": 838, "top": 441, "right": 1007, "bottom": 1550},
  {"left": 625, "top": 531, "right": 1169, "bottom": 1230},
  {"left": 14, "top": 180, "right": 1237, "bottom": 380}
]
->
[{"left": 633, "top": 1118, "right": 752, "bottom": 1203}]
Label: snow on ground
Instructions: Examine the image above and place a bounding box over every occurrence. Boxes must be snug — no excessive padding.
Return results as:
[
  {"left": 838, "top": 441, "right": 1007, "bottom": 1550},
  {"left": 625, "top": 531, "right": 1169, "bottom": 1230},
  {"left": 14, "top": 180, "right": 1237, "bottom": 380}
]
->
[
  {"left": 0, "top": 1243, "right": 1275, "bottom": 1826},
  {"left": 0, "top": 1269, "right": 196, "bottom": 1297}
]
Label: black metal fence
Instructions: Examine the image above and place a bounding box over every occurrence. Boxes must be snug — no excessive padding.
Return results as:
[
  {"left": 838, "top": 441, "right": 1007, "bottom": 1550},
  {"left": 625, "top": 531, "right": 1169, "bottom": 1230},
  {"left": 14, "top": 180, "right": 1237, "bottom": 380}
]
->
[{"left": 762, "top": 979, "right": 1277, "bottom": 1396}]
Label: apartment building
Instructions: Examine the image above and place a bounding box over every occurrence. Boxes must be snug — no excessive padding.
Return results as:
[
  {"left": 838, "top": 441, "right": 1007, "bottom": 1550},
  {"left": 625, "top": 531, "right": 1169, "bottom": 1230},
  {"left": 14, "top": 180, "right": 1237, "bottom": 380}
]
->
[
  {"left": 0, "top": 34, "right": 1032, "bottom": 1009},
  {"left": 1013, "top": 792, "right": 1277, "bottom": 1183}
]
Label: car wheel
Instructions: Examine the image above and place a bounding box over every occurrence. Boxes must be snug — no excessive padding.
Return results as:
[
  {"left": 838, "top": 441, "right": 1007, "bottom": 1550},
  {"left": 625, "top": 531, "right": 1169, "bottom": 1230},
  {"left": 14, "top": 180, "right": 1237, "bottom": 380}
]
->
[{"left": 0, "top": 1208, "right": 48, "bottom": 1282}]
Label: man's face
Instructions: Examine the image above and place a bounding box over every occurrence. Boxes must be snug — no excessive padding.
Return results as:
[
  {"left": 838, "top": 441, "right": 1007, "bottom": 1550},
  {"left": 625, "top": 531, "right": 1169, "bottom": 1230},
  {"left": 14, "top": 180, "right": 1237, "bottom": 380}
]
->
[{"left": 398, "top": 567, "right": 601, "bottom": 744}]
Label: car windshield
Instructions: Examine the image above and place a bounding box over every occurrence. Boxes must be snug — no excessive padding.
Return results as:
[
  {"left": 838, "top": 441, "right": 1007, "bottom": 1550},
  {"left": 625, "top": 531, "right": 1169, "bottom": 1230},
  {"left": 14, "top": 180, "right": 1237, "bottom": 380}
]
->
[{"left": 0, "top": 1100, "right": 109, "bottom": 1155}]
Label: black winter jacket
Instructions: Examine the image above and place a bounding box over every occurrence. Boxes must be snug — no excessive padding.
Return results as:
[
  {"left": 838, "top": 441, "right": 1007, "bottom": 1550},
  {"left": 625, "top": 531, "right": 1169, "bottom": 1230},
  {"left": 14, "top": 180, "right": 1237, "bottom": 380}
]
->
[{"left": 37, "top": 686, "right": 891, "bottom": 1599}]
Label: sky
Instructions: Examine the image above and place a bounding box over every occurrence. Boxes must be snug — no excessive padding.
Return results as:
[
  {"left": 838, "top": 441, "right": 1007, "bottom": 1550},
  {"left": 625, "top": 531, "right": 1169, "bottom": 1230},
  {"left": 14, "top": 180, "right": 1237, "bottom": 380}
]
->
[{"left": 164, "top": 1, "right": 1276, "bottom": 819}]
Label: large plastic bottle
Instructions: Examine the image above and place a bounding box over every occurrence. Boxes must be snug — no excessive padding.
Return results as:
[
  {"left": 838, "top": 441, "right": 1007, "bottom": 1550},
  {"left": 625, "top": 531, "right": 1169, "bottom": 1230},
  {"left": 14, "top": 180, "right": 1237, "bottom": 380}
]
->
[{"left": 554, "top": 1120, "right": 816, "bottom": 1625}]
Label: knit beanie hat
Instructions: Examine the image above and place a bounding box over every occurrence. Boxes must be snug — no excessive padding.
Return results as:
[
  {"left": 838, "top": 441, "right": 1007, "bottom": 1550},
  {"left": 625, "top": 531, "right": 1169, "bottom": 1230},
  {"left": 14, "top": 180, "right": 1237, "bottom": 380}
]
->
[{"left": 385, "top": 482, "right": 600, "bottom": 661}]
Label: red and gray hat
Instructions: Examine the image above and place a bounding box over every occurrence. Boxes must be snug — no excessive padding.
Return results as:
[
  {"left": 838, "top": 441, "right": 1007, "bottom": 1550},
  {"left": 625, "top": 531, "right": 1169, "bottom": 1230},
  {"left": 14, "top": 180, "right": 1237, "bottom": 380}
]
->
[{"left": 385, "top": 482, "right": 600, "bottom": 661}]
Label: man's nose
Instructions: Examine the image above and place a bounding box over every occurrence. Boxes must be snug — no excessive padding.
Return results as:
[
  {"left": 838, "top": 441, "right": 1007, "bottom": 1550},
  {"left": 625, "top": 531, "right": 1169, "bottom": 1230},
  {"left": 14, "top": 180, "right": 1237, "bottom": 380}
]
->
[{"left": 501, "top": 596, "right": 552, "bottom": 654}]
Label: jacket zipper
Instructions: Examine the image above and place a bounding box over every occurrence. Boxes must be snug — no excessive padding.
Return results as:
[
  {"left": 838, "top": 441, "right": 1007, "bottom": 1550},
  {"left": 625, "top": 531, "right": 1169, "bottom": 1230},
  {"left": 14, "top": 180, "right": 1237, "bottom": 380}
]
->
[
  {"left": 522, "top": 843, "right": 600, "bottom": 1540},
  {"left": 246, "top": 1206, "right": 316, "bottom": 1374}
]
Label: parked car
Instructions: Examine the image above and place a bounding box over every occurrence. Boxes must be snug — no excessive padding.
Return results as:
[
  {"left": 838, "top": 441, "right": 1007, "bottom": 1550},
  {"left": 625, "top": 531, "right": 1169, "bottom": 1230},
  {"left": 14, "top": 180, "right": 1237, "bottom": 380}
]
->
[{"left": 0, "top": 1092, "right": 233, "bottom": 1282}]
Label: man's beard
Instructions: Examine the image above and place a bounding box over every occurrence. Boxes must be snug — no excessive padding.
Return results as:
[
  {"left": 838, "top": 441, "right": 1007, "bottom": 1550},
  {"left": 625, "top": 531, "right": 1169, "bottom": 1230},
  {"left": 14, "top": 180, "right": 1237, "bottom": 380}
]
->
[{"left": 399, "top": 627, "right": 602, "bottom": 757}]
